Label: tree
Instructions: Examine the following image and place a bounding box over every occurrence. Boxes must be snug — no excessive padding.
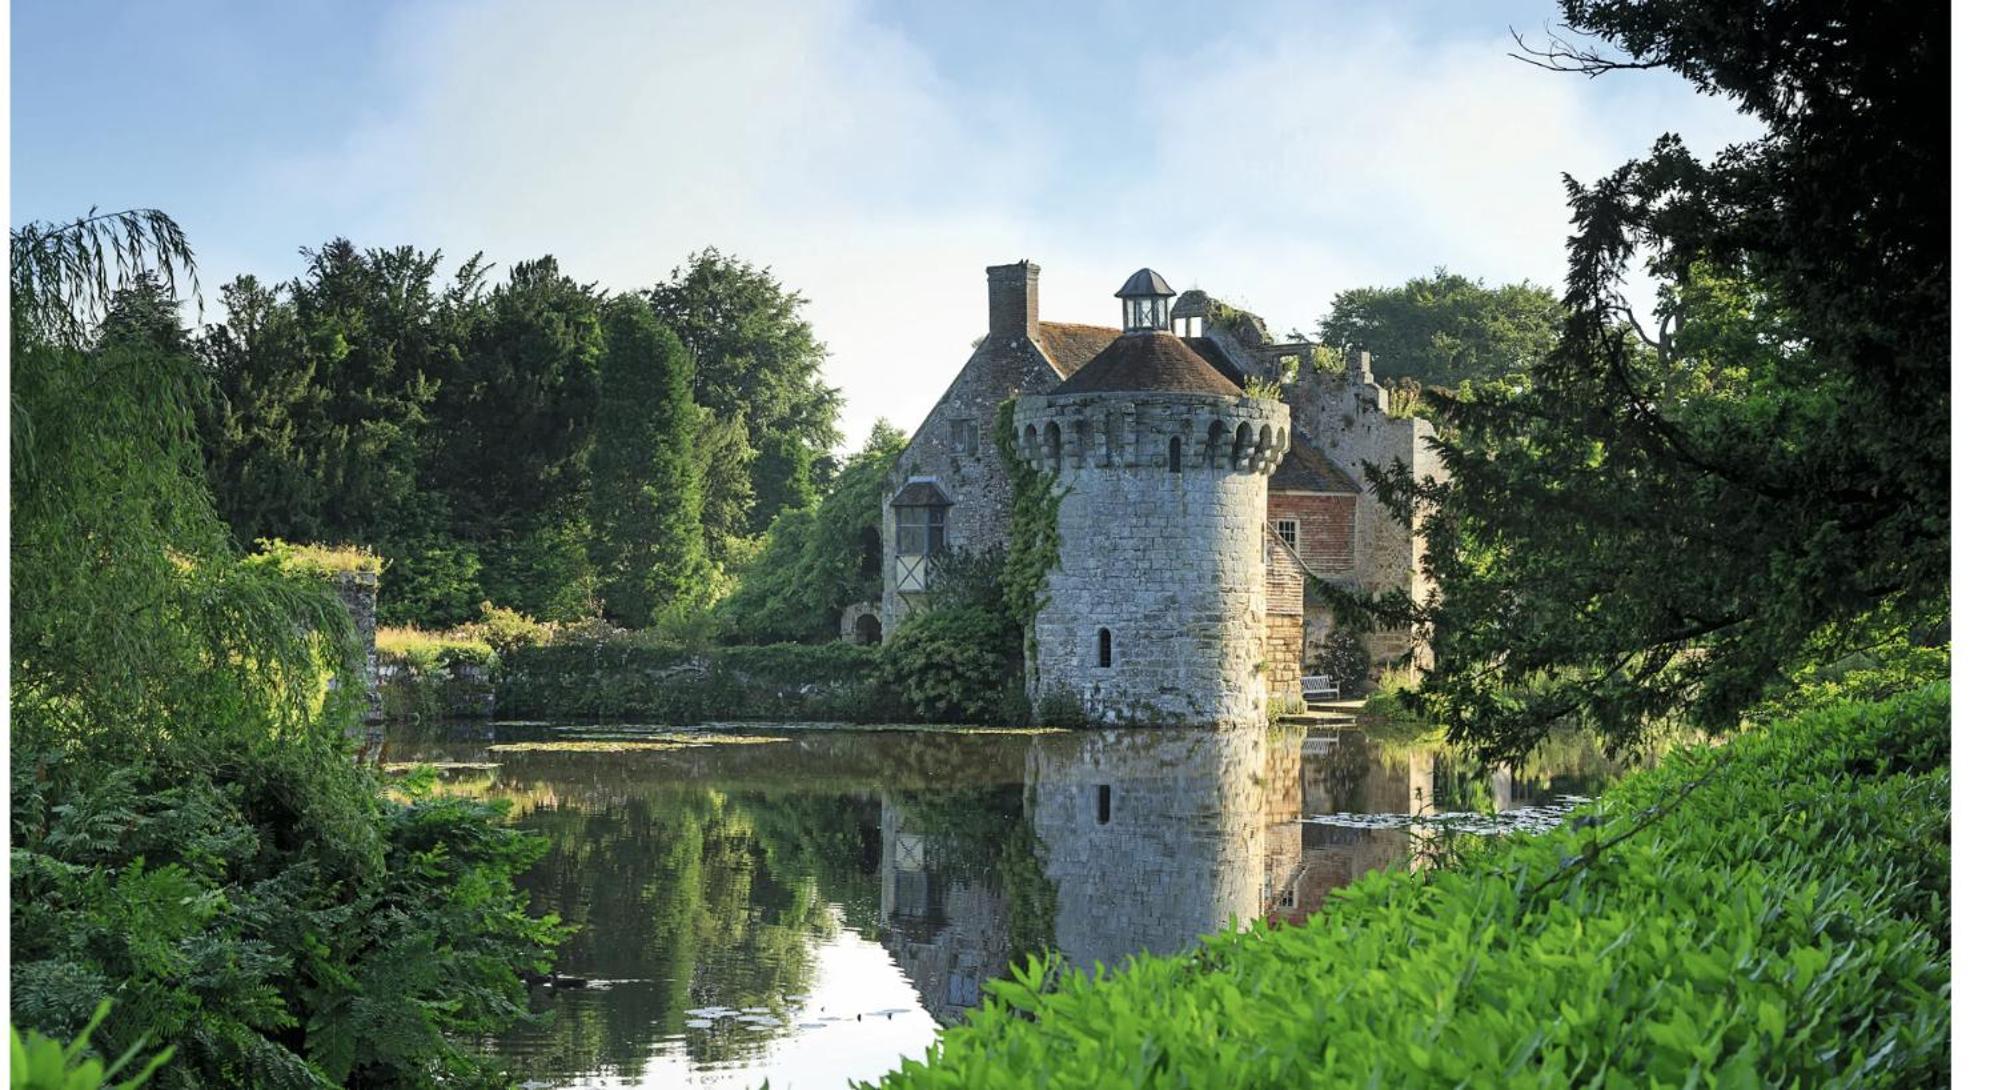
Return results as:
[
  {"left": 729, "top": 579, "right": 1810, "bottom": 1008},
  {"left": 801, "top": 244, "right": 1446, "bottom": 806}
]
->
[
  {"left": 647, "top": 249, "right": 842, "bottom": 532},
  {"left": 11, "top": 211, "right": 558, "bottom": 1087},
  {"left": 1370, "top": 0, "right": 1948, "bottom": 760},
  {"left": 199, "top": 241, "right": 476, "bottom": 625},
  {"left": 1317, "top": 269, "right": 1561, "bottom": 388},
  {"left": 436, "top": 256, "right": 604, "bottom": 620},
  {"left": 588, "top": 295, "right": 710, "bottom": 626},
  {"left": 719, "top": 420, "right": 905, "bottom": 642}
]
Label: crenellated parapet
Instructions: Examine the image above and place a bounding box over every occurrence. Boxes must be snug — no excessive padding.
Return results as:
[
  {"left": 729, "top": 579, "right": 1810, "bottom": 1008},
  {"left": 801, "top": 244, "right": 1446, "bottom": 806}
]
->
[
  {"left": 1017, "top": 383, "right": 1291, "bottom": 729},
  {"left": 1013, "top": 391, "right": 1290, "bottom": 478}
]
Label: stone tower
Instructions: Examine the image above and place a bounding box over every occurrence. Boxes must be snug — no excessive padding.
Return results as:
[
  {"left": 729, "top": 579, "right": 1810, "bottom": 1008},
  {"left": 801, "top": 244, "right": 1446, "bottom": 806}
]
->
[{"left": 1013, "top": 269, "right": 1289, "bottom": 727}]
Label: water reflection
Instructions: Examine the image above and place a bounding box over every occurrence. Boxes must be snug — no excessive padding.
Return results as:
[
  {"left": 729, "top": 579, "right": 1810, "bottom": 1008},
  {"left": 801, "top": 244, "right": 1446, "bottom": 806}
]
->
[{"left": 380, "top": 722, "right": 1625, "bottom": 1089}]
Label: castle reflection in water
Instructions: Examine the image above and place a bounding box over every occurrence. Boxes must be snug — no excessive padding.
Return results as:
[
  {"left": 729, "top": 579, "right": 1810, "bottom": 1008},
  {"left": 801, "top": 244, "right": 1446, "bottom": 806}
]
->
[
  {"left": 380, "top": 718, "right": 1620, "bottom": 1086},
  {"left": 878, "top": 726, "right": 1546, "bottom": 1025}
]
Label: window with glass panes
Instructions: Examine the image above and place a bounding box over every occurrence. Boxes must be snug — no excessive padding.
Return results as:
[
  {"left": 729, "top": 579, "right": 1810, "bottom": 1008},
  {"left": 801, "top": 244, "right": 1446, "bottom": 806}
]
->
[{"left": 896, "top": 505, "right": 947, "bottom": 556}]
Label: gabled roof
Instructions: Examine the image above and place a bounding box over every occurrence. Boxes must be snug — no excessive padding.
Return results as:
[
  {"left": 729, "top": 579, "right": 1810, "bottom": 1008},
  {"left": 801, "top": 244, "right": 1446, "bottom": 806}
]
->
[
  {"left": 890, "top": 479, "right": 953, "bottom": 507},
  {"left": 1037, "top": 322, "right": 1121, "bottom": 378},
  {"left": 1052, "top": 331, "right": 1244, "bottom": 397},
  {"left": 1271, "top": 434, "right": 1361, "bottom": 494}
]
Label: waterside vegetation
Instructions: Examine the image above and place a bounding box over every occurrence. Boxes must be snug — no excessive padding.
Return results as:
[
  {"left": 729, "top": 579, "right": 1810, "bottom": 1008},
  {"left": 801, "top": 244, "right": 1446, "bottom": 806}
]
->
[{"left": 868, "top": 685, "right": 1950, "bottom": 1089}]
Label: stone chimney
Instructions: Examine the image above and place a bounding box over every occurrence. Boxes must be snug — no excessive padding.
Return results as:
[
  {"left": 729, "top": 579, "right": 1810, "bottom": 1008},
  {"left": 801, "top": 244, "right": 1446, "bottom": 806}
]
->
[{"left": 986, "top": 261, "right": 1040, "bottom": 344}]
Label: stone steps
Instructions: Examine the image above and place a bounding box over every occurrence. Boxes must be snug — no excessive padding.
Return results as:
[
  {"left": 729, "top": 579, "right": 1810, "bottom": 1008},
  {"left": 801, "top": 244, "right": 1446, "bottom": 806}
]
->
[{"left": 1276, "top": 707, "right": 1358, "bottom": 727}]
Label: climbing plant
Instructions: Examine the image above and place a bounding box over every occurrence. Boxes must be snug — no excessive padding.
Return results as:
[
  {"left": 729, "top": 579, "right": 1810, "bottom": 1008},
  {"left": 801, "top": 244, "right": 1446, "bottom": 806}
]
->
[{"left": 993, "top": 400, "right": 1064, "bottom": 636}]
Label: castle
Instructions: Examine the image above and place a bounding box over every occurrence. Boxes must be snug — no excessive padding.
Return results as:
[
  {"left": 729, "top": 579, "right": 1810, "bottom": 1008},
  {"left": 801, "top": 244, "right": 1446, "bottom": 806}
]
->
[{"left": 860, "top": 261, "right": 1443, "bottom": 728}]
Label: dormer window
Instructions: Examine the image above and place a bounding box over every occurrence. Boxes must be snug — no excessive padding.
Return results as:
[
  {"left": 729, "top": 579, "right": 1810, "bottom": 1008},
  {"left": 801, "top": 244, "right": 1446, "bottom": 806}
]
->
[{"left": 1115, "top": 268, "right": 1177, "bottom": 333}]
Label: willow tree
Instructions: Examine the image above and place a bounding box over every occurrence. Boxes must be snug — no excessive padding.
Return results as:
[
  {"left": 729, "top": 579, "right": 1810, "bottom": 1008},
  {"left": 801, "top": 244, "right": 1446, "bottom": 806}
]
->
[{"left": 11, "top": 210, "right": 559, "bottom": 1087}]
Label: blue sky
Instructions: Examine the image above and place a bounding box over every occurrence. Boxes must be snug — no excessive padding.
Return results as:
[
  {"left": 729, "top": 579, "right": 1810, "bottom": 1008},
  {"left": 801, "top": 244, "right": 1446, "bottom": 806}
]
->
[{"left": 12, "top": 0, "right": 1761, "bottom": 448}]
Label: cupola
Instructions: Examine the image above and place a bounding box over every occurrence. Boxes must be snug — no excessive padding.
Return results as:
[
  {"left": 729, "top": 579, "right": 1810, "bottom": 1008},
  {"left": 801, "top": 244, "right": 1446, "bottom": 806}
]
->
[{"left": 1115, "top": 268, "right": 1176, "bottom": 333}]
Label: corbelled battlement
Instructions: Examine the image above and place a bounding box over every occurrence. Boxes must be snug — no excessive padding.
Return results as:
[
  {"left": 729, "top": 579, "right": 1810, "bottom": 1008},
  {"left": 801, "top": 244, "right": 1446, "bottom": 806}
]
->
[{"left": 1013, "top": 391, "right": 1290, "bottom": 478}]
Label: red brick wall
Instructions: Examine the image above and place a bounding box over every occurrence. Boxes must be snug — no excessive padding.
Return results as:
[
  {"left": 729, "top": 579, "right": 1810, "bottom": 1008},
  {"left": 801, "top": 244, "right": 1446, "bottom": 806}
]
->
[{"left": 1268, "top": 492, "right": 1356, "bottom": 574}]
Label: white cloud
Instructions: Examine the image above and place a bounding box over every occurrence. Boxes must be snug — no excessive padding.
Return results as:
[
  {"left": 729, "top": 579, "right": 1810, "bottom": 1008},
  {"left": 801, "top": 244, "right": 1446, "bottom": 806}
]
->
[{"left": 276, "top": 0, "right": 1762, "bottom": 450}]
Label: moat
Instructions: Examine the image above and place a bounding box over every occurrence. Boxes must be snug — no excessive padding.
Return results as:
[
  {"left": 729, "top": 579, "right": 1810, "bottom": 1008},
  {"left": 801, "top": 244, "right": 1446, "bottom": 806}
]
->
[{"left": 378, "top": 720, "right": 1630, "bottom": 1089}]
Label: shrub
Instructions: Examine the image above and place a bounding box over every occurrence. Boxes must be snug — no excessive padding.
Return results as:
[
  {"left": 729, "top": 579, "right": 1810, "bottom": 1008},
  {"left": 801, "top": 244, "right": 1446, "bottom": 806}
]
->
[
  {"left": 879, "top": 605, "right": 1020, "bottom": 724},
  {"left": 495, "top": 635, "right": 896, "bottom": 722},
  {"left": 866, "top": 685, "right": 1950, "bottom": 1089},
  {"left": 465, "top": 602, "right": 555, "bottom": 656}
]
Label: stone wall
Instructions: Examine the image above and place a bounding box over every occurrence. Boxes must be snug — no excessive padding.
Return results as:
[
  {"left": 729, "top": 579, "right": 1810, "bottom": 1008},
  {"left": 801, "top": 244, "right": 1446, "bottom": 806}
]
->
[
  {"left": 840, "top": 601, "right": 883, "bottom": 645},
  {"left": 1015, "top": 391, "right": 1289, "bottom": 728},
  {"left": 1284, "top": 353, "right": 1444, "bottom": 676},
  {"left": 1264, "top": 527, "right": 1306, "bottom": 707},
  {"left": 330, "top": 571, "right": 383, "bottom": 723},
  {"left": 880, "top": 263, "right": 1070, "bottom": 638}
]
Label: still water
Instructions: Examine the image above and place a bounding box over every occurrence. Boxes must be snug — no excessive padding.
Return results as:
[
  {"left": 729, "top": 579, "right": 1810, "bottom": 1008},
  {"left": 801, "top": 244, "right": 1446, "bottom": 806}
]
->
[{"left": 378, "top": 721, "right": 1625, "bottom": 1089}]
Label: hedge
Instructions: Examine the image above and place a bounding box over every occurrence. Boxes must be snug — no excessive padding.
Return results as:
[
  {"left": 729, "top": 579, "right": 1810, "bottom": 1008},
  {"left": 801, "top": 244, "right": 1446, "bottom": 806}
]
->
[
  {"left": 867, "top": 684, "right": 1950, "bottom": 1089},
  {"left": 495, "top": 640, "right": 901, "bottom": 722}
]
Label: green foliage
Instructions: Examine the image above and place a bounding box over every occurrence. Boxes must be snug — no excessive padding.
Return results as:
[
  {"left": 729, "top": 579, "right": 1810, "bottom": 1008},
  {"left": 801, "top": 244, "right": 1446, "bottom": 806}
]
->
[
  {"left": 588, "top": 295, "right": 711, "bottom": 627},
  {"left": 11, "top": 213, "right": 561, "bottom": 1088},
  {"left": 199, "top": 243, "right": 465, "bottom": 625},
  {"left": 1318, "top": 268, "right": 1560, "bottom": 386},
  {"left": 464, "top": 602, "right": 555, "bottom": 656},
  {"left": 879, "top": 605, "right": 1020, "bottom": 725},
  {"left": 496, "top": 638, "right": 895, "bottom": 722},
  {"left": 647, "top": 248, "right": 842, "bottom": 533},
  {"left": 434, "top": 257, "right": 604, "bottom": 621},
  {"left": 9, "top": 207, "right": 197, "bottom": 350},
  {"left": 10, "top": 1002, "right": 173, "bottom": 1090},
  {"left": 867, "top": 686, "right": 1950, "bottom": 1089},
  {"left": 1367, "top": 2, "right": 1947, "bottom": 759},
  {"left": 718, "top": 420, "right": 905, "bottom": 643},
  {"left": 1241, "top": 375, "right": 1283, "bottom": 401},
  {"left": 993, "top": 400, "right": 1063, "bottom": 634},
  {"left": 247, "top": 539, "right": 384, "bottom": 576},
  {"left": 198, "top": 242, "right": 850, "bottom": 629}
]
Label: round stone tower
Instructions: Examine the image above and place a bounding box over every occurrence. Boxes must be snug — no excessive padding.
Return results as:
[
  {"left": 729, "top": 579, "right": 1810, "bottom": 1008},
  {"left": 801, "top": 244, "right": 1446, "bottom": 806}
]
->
[{"left": 1013, "top": 269, "right": 1289, "bottom": 727}]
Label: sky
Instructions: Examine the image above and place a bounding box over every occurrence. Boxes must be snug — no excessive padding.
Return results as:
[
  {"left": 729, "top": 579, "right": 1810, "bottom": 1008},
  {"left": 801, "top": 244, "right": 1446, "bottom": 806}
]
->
[{"left": 11, "top": 0, "right": 1763, "bottom": 451}]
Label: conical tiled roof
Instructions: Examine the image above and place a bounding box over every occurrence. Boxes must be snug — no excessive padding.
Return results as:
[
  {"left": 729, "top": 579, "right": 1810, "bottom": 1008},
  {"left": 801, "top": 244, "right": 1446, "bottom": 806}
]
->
[{"left": 1052, "top": 331, "right": 1244, "bottom": 397}]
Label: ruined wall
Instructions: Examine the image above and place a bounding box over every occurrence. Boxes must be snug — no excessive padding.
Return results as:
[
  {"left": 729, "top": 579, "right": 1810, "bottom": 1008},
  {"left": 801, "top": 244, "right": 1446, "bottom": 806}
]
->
[
  {"left": 1284, "top": 356, "right": 1443, "bottom": 675},
  {"left": 331, "top": 571, "right": 382, "bottom": 724},
  {"left": 1015, "top": 391, "right": 1288, "bottom": 728}
]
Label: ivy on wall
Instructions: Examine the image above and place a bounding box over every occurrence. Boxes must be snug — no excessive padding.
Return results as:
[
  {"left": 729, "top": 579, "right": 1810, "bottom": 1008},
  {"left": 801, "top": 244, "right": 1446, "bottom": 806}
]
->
[{"left": 993, "top": 399, "right": 1064, "bottom": 638}]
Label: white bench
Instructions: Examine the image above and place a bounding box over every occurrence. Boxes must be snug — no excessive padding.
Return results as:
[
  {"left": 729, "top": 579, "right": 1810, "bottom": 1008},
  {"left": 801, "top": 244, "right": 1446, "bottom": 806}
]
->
[{"left": 1301, "top": 675, "right": 1340, "bottom": 701}]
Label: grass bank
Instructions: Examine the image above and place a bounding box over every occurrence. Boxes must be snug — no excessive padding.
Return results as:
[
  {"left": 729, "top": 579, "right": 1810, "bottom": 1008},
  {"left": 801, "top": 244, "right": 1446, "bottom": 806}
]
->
[{"left": 868, "top": 684, "right": 1950, "bottom": 1088}]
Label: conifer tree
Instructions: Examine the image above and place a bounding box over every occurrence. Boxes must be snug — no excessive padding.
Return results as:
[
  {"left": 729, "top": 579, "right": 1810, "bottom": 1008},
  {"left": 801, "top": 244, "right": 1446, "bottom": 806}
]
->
[{"left": 588, "top": 295, "right": 710, "bottom": 626}]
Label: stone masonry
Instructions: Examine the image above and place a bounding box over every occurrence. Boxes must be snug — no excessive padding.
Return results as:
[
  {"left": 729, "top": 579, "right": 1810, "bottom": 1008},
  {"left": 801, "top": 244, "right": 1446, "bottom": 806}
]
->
[
  {"left": 881, "top": 260, "right": 1447, "bottom": 711},
  {"left": 1015, "top": 390, "right": 1289, "bottom": 728},
  {"left": 878, "top": 262, "right": 1117, "bottom": 638}
]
